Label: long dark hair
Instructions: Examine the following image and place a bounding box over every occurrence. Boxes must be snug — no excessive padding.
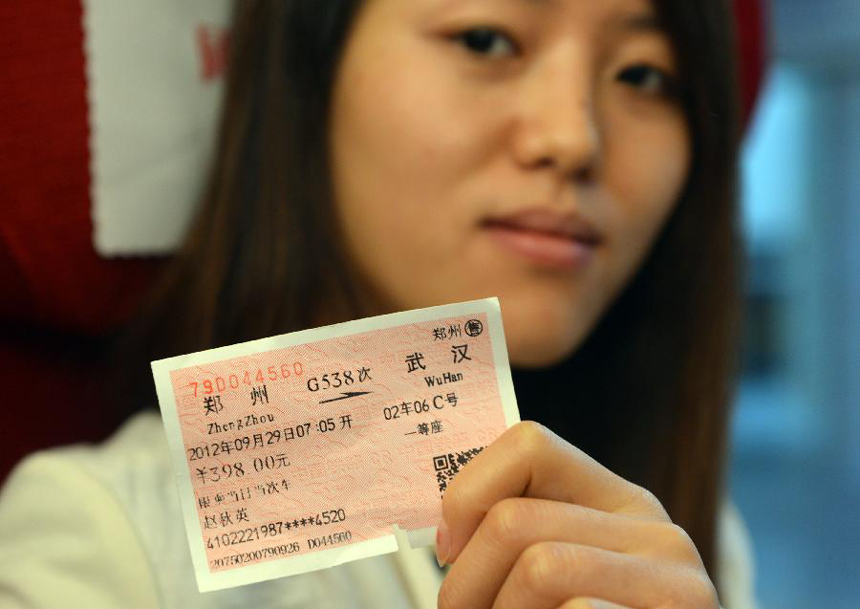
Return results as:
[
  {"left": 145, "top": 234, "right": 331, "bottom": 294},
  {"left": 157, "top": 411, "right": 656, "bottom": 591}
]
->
[{"left": 122, "top": 0, "right": 741, "bottom": 586}]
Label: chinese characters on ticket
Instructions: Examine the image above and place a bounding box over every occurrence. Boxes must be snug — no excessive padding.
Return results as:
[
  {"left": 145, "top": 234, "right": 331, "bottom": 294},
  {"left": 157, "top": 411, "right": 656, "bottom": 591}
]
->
[{"left": 152, "top": 298, "right": 520, "bottom": 592}]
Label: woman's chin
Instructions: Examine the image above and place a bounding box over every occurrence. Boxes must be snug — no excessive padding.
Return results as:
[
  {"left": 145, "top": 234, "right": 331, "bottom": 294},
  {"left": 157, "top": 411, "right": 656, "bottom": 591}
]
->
[
  {"left": 497, "top": 294, "right": 595, "bottom": 369},
  {"left": 505, "top": 330, "right": 584, "bottom": 369}
]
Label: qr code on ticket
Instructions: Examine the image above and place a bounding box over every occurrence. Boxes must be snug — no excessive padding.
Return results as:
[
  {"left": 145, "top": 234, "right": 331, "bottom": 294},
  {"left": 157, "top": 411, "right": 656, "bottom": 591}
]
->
[{"left": 433, "top": 446, "right": 485, "bottom": 496}]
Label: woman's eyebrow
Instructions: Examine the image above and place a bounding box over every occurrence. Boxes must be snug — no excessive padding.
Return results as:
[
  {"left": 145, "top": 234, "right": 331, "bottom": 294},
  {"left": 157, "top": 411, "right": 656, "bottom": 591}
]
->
[
  {"left": 617, "top": 12, "right": 664, "bottom": 33},
  {"left": 434, "top": 0, "right": 664, "bottom": 34},
  {"left": 512, "top": 0, "right": 660, "bottom": 22}
]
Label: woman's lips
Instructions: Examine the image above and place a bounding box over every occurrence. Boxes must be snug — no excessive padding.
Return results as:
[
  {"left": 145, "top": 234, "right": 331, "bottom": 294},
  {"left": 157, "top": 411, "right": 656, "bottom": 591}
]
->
[{"left": 482, "top": 212, "right": 601, "bottom": 269}]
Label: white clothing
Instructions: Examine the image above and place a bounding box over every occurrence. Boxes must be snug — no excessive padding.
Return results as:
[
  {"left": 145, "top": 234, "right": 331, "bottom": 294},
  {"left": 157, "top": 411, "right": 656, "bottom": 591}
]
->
[{"left": 0, "top": 412, "right": 758, "bottom": 608}]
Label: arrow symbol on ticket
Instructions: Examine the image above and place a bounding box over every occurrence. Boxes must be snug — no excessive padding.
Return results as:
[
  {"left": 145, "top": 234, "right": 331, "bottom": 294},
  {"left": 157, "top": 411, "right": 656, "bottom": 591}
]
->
[{"left": 318, "top": 391, "right": 373, "bottom": 404}]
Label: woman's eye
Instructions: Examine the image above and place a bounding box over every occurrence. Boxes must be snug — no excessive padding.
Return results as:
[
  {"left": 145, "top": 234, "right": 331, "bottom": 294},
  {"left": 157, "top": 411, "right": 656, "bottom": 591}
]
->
[
  {"left": 453, "top": 27, "right": 518, "bottom": 58},
  {"left": 617, "top": 64, "right": 677, "bottom": 98}
]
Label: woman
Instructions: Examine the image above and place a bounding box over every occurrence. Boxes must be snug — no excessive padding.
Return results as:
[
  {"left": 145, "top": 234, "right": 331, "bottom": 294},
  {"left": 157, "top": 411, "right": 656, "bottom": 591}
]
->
[{"left": 0, "top": 0, "right": 755, "bottom": 607}]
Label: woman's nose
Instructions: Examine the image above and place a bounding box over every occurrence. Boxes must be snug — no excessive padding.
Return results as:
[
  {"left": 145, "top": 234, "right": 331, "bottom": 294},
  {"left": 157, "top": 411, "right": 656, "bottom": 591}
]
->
[{"left": 511, "top": 55, "right": 601, "bottom": 180}]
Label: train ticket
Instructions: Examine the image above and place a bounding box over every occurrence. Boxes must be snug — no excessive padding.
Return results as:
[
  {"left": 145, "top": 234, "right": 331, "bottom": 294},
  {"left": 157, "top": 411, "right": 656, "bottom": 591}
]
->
[{"left": 152, "top": 298, "right": 520, "bottom": 592}]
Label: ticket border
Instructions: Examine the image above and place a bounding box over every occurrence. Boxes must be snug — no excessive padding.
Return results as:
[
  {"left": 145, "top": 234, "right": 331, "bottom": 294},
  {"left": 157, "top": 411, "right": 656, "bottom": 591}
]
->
[{"left": 152, "top": 297, "right": 519, "bottom": 592}]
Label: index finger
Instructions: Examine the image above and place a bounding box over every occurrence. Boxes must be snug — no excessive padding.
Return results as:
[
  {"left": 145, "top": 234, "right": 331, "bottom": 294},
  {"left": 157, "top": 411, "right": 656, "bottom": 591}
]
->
[{"left": 438, "top": 421, "right": 670, "bottom": 564}]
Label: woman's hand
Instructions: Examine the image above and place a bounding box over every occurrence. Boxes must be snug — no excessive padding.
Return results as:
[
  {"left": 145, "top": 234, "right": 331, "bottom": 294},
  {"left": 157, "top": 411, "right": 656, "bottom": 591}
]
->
[{"left": 436, "top": 421, "right": 719, "bottom": 609}]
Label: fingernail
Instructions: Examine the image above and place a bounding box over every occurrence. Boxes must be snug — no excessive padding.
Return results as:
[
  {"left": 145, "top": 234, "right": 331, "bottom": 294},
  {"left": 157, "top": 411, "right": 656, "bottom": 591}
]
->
[{"left": 435, "top": 519, "right": 450, "bottom": 568}]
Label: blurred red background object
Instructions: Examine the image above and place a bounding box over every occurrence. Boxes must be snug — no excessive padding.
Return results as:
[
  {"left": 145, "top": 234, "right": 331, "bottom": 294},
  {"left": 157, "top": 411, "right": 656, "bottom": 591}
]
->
[
  {"left": 735, "top": 0, "right": 768, "bottom": 125},
  {"left": 0, "top": 1, "right": 162, "bottom": 481}
]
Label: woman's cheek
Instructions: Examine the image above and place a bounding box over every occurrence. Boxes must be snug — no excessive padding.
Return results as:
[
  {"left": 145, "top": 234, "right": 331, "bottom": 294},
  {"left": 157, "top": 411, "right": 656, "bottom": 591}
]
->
[{"left": 606, "top": 128, "right": 689, "bottom": 277}]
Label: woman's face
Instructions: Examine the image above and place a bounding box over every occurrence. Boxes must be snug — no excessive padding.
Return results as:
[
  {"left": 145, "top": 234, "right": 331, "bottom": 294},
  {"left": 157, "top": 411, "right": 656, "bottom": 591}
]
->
[{"left": 330, "top": 0, "right": 690, "bottom": 367}]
